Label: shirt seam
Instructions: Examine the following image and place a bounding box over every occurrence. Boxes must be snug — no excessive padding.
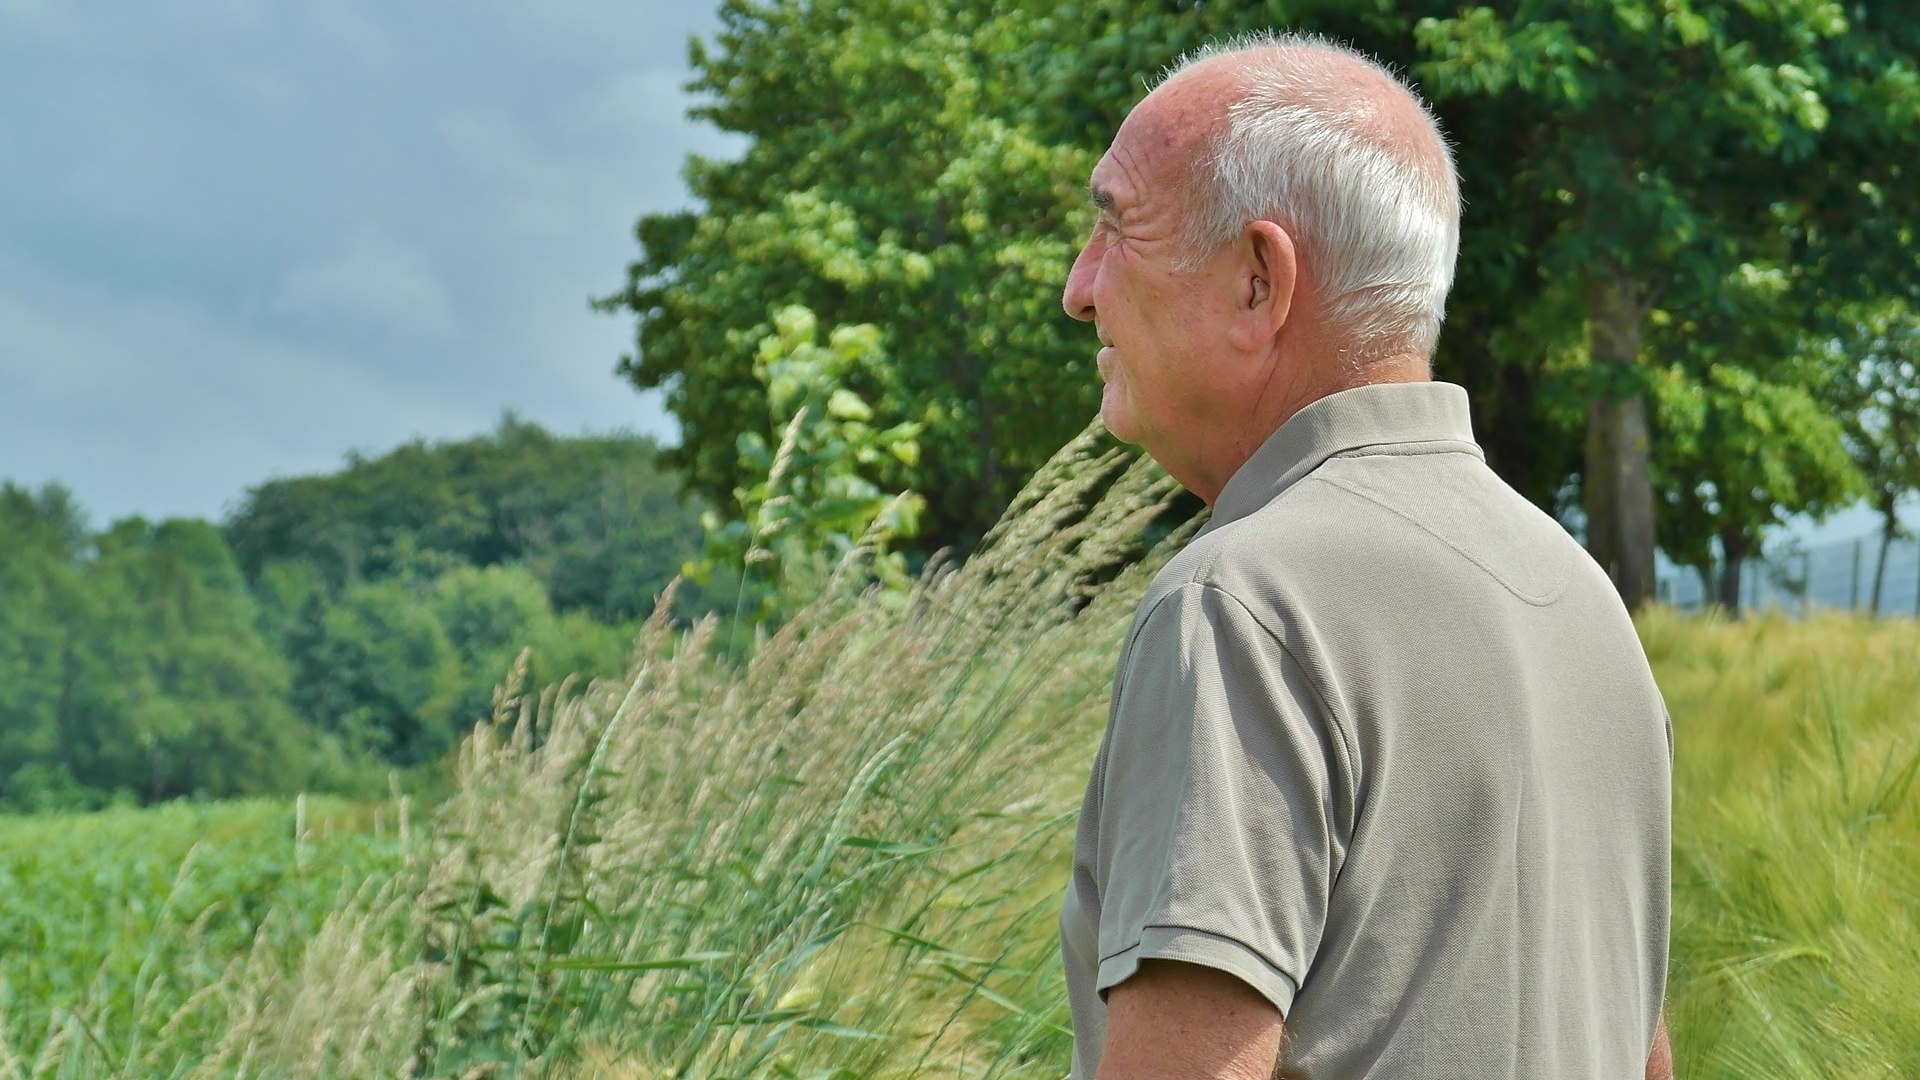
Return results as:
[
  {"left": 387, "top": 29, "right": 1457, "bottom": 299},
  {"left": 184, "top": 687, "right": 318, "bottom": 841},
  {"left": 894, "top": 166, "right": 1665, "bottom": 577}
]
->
[
  {"left": 1206, "top": 584, "right": 1354, "bottom": 791},
  {"left": 1308, "top": 474, "right": 1572, "bottom": 607},
  {"left": 1098, "top": 923, "right": 1301, "bottom": 985},
  {"left": 1133, "top": 578, "right": 1359, "bottom": 876},
  {"left": 1114, "top": 578, "right": 1203, "bottom": 672},
  {"left": 1326, "top": 438, "right": 1483, "bottom": 461}
]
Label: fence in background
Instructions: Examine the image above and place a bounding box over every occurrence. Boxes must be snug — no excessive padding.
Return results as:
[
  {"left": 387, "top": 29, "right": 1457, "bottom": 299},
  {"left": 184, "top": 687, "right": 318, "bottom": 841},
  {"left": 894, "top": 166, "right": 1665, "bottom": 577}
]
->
[{"left": 1657, "top": 531, "right": 1920, "bottom": 616}]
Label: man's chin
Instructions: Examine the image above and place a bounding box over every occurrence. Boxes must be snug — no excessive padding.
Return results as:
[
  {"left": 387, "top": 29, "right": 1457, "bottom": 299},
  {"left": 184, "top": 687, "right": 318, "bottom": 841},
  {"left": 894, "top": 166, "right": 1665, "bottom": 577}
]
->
[{"left": 1098, "top": 391, "right": 1139, "bottom": 445}]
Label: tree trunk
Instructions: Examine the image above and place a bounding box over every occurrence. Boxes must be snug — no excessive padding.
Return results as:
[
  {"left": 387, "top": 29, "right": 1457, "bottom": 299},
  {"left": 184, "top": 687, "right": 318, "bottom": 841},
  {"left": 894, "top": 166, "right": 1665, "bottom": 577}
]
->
[
  {"left": 1870, "top": 492, "right": 1900, "bottom": 614},
  {"left": 1715, "top": 527, "right": 1750, "bottom": 613},
  {"left": 1582, "top": 272, "right": 1658, "bottom": 610}
]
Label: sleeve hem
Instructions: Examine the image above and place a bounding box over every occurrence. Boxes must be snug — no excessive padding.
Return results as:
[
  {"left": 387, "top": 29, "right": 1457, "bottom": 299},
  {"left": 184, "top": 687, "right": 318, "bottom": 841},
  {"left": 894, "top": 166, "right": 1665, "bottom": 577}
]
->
[{"left": 1095, "top": 925, "right": 1299, "bottom": 1019}]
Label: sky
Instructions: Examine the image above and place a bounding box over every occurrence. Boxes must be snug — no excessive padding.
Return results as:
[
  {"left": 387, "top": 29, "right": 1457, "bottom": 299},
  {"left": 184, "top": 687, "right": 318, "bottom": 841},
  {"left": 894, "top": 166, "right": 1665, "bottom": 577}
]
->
[{"left": 0, "top": 0, "right": 737, "bottom": 525}]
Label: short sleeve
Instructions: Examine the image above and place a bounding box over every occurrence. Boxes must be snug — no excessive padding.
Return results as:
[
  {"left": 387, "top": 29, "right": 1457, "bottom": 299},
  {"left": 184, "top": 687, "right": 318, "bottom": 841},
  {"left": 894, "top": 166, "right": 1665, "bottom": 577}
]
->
[{"left": 1091, "top": 581, "right": 1350, "bottom": 1018}]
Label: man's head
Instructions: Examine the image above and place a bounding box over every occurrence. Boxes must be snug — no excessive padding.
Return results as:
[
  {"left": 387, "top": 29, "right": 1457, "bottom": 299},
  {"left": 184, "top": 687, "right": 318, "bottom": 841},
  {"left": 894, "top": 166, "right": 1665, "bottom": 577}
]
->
[{"left": 1061, "top": 32, "right": 1460, "bottom": 503}]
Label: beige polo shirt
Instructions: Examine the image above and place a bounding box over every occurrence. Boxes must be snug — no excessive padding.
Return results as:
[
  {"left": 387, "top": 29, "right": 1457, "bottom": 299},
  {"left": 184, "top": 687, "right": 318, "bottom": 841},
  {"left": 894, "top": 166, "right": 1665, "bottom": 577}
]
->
[{"left": 1062, "top": 381, "right": 1670, "bottom": 1079}]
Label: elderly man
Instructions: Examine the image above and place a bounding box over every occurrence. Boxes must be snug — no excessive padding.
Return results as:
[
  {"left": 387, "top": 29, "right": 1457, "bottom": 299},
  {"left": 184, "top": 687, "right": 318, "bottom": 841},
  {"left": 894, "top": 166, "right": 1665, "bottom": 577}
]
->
[{"left": 1058, "top": 33, "right": 1674, "bottom": 1080}]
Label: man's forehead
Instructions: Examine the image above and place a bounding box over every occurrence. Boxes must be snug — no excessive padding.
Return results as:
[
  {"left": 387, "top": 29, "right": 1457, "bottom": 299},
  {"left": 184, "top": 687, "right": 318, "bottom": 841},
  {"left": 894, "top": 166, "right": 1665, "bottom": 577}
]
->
[{"left": 1088, "top": 77, "right": 1222, "bottom": 207}]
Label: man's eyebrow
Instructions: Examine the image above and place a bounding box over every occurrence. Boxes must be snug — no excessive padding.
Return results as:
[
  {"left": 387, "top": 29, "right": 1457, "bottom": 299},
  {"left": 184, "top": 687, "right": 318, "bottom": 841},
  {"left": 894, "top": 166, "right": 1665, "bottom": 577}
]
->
[{"left": 1087, "top": 184, "right": 1115, "bottom": 213}]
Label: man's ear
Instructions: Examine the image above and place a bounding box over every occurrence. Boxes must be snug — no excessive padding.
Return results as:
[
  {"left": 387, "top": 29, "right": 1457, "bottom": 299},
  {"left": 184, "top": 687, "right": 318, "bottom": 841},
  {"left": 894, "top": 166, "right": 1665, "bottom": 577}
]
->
[{"left": 1227, "top": 220, "right": 1296, "bottom": 353}]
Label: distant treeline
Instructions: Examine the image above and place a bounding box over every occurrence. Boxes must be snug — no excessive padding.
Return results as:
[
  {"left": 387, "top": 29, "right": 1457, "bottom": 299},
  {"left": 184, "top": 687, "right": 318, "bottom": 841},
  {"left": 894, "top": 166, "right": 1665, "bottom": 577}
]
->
[{"left": 0, "top": 417, "right": 703, "bottom": 812}]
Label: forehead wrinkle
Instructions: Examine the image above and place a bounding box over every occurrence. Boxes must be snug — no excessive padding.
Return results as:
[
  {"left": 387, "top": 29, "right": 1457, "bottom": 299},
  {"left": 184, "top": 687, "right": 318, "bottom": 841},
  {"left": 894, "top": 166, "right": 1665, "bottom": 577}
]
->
[
  {"left": 1104, "top": 130, "right": 1176, "bottom": 214},
  {"left": 1129, "top": 80, "right": 1228, "bottom": 202}
]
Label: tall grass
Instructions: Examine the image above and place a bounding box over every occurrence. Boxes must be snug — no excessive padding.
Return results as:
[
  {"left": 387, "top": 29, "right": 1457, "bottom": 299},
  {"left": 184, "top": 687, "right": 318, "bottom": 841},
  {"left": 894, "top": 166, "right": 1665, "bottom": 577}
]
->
[
  {"left": 4, "top": 436, "right": 1917, "bottom": 1077},
  {"left": 1644, "top": 609, "right": 1920, "bottom": 1078},
  {"left": 400, "top": 431, "right": 1184, "bottom": 1078}
]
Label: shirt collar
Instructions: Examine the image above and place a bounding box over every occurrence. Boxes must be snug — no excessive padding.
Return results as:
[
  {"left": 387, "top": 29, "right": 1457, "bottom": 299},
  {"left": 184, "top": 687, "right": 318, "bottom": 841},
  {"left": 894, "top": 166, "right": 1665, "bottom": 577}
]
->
[{"left": 1200, "top": 381, "right": 1484, "bottom": 536}]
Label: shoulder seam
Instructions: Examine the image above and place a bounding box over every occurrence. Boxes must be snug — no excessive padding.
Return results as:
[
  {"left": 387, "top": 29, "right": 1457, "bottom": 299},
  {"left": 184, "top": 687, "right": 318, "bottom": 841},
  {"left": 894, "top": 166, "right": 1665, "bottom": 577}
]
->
[
  {"left": 1308, "top": 473, "right": 1572, "bottom": 606},
  {"left": 1187, "top": 582, "right": 1359, "bottom": 839}
]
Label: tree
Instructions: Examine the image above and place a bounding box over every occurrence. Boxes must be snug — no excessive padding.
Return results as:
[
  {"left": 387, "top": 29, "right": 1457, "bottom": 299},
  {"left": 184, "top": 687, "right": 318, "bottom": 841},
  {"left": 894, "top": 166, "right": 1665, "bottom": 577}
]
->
[
  {"left": 601, "top": 0, "right": 1099, "bottom": 552},
  {"left": 1626, "top": 255, "right": 1865, "bottom": 612},
  {"left": 0, "top": 484, "right": 95, "bottom": 808},
  {"left": 1651, "top": 360, "right": 1860, "bottom": 610},
  {"left": 1825, "top": 302, "right": 1920, "bottom": 610},
  {"left": 289, "top": 580, "right": 465, "bottom": 768},
  {"left": 2, "top": 491, "right": 346, "bottom": 806},
  {"left": 1411, "top": 0, "right": 1920, "bottom": 606},
  {"left": 79, "top": 518, "right": 309, "bottom": 800},
  {"left": 226, "top": 418, "right": 702, "bottom": 621},
  {"left": 625, "top": 0, "right": 1920, "bottom": 604},
  {"left": 427, "top": 563, "right": 557, "bottom": 732}
]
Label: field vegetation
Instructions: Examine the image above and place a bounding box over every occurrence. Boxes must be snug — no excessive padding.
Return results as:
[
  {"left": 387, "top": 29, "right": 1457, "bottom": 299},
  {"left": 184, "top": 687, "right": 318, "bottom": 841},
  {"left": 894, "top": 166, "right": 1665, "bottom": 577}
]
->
[
  {"left": 3, "top": 442, "right": 1915, "bottom": 1078},
  {"left": 0, "top": 797, "right": 404, "bottom": 1076}
]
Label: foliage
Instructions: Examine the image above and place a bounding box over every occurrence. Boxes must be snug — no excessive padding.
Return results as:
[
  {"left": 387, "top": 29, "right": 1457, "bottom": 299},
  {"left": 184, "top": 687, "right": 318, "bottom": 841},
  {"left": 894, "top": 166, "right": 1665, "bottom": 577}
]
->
[
  {"left": 685, "top": 304, "right": 926, "bottom": 624},
  {"left": 619, "top": 0, "right": 1920, "bottom": 604},
  {"left": 1651, "top": 356, "right": 1863, "bottom": 607},
  {"left": 602, "top": 0, "right": 1100, "bottom": 552},
  {"left": 3, "top": 418, "right": 710, "bottom": 804},
  {"left": 225, "top": 416, "right": 702, "bottom": 623},
  {"left": 428, "top": 564, "right": 559, "bottom": 730},
  {"left": 1827, "top": 302, "right": 1920, "bottom": 531},
  {"left": 0, "top": 484, "right": 95, "bottom": 809},
  {"left": 85, "top": 518, "right": 314, "bottom": 800},
  {"left": 0, "top": 490, "right": 329, "bottom": 808},
  {"left": 1410, "top": 0, "right": 1920, "bottom": 604},
  {"left": 288, "top": 579, "right": 469, "bottom": 768}
]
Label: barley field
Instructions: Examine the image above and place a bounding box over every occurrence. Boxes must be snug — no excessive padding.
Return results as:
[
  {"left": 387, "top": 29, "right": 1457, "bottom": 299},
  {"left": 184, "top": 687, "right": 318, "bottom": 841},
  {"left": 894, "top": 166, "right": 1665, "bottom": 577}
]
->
[{"left": 3, "top": 437, "right": 1916, "bottom": 1078}]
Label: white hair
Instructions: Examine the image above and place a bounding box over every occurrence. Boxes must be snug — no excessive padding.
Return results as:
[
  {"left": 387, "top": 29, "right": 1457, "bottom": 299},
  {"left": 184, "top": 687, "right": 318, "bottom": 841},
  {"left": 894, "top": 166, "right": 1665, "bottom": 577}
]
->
[{"left": 1163, "top": 32, "right": 1461, "bottom": 360}]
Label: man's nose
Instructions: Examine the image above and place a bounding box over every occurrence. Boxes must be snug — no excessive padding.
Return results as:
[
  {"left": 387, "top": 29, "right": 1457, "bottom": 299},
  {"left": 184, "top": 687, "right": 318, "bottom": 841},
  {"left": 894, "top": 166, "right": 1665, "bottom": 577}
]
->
[{"left": 1061, "top": 241, "right": 1097, "bottom": 323}]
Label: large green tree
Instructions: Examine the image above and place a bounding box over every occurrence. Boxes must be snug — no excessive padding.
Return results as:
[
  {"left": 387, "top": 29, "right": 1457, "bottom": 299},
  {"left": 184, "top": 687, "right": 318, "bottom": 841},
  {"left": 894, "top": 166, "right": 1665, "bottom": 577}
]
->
[
  {"left": 1633, "top": 256, "right": 1866, "bottom": 611},
  {"left": 287, "top": 579, "right": 466, "bottom": 768},
  {"left": 1, "top": 496, "right": 316, "bottom": 806},
  {"left": 1652, "top": 360, "right": 1860, "bottom": 610},
  {"left": 626, "top": 0, "right": 1919, "bottom": 603},
  {"left": 602, "top": 0, "right": 1099, "bottom": 551},
  {"left": 1409, "top": 1, "right": 1919, "bottom": 606}
]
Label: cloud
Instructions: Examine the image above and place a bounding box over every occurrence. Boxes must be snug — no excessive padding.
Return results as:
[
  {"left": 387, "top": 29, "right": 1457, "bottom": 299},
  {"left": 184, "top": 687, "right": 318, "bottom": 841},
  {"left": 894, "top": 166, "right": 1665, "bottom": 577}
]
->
[
  {"left": 274, "top": 228, "right": 457, "bottom": 340},
  {"left": 0, "top": 1, "right": 722, "bottom": 522},
  {"left": 0, "top": 245, "right": 480, "bottom": 522}
]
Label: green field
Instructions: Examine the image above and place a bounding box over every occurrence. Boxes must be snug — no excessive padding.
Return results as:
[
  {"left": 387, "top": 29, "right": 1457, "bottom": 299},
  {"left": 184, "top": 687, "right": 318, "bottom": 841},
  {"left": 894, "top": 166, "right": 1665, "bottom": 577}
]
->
[
  {"left": 0, "top": 797, "right": 405, "bottom": 1078},
  {"left": 4, "top": 449, "right": 1917, "bottom": 1078}
]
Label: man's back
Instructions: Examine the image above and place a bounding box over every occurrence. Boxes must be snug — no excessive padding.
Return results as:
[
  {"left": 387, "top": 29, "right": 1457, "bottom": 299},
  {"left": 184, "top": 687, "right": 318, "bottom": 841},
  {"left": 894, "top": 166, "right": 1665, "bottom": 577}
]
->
[{"left": 1063, "top": 382, "right": 1670, "bottom": 1078}]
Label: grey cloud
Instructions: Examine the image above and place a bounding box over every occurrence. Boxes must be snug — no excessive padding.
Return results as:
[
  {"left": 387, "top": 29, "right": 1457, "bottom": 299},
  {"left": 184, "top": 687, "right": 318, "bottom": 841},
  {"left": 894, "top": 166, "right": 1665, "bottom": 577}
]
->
[
  {"left": 0, "top": 1, "right": 731, "bottom": 522},
  {"left": 274, "top": 227, "right": 457, "bottom": 340}
]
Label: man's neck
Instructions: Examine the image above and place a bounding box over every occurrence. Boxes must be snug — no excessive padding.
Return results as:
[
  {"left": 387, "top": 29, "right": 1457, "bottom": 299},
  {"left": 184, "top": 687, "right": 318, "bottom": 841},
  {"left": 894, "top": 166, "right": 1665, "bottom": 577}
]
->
[{"left": 1186, "top": 353, "right": 1433, "bottom": 507}]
